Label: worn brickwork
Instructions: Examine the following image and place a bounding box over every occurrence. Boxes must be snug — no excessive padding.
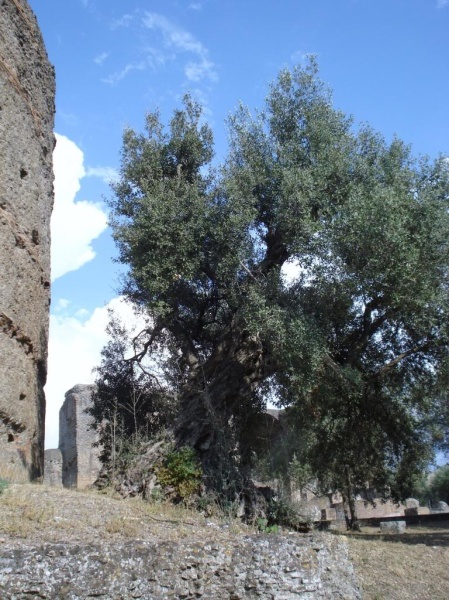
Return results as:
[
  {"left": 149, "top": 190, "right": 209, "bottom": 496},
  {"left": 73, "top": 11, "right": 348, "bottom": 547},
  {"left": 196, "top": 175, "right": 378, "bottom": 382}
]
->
[
  {"left": 0, "top": 0, "right": 55, "bottom": 481},
  {"left": 59, "top": 384, "right": 101, "bottom": 489}
]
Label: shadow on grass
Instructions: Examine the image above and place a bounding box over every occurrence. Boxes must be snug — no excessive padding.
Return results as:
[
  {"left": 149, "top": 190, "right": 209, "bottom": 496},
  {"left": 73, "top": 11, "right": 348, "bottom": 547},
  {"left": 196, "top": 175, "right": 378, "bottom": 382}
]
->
[{"left": 336, "top": 524, "right": 449, "bottom": 547}]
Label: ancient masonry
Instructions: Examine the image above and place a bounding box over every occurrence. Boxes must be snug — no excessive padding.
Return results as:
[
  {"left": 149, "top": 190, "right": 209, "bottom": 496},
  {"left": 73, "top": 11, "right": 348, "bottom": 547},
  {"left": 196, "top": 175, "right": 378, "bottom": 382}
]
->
[
  {"left": 0, "top": 534, "right": 361, "bottom": 599},
  {"left": 49, "top": 384, "right": 101, "bottom": 489},
  {"left": 0, "top": 0, "right": 55, "bottom": 481}
]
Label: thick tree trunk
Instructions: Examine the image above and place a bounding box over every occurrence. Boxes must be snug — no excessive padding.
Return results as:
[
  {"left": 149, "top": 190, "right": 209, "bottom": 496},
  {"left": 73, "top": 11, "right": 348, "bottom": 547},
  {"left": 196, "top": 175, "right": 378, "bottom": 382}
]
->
[{"left": 173, "top": 331, "right": 265, "bottom": 503}]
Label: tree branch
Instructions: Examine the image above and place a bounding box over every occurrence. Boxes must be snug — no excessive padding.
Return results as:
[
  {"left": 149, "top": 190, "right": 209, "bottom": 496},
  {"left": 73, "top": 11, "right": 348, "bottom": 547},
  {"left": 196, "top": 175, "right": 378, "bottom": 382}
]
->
[
  {"left": 170, "top": 319, "right": 200, "bottom": 371},
  {"left": 373, "top": 342, "right": 431, "bottom": 379},
  {"left": 345, "top": 304, "right": 394, "bottom": 366}
]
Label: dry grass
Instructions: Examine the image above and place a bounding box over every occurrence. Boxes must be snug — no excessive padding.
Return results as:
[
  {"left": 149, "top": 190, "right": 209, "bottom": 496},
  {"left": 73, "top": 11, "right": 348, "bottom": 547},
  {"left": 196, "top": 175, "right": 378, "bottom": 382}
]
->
[
  {"left": 343, "top": 523, "right": 449, "bottom": 600},
  {"left": 0, "top": 483, "right": 249, "bottom": 546},
  {"left": 0, "top": 463, "right": 30, "bottom": 483}
]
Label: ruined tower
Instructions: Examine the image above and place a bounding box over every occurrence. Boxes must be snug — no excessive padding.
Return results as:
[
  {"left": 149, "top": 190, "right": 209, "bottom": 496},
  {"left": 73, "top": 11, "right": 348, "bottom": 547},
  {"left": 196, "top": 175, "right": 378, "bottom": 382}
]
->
[
  {"left": 59, "top": 385, "right": 101, "bottom": 489},
  {"left": 0, "top": 0, "right": 55, "bottom": 480}
]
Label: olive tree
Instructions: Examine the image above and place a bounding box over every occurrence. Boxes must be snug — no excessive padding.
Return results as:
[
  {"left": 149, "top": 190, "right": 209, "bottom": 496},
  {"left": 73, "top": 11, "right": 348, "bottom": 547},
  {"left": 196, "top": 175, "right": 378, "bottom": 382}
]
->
[{"left": 104, "top": 58, "right": 449, "bottom": 515}]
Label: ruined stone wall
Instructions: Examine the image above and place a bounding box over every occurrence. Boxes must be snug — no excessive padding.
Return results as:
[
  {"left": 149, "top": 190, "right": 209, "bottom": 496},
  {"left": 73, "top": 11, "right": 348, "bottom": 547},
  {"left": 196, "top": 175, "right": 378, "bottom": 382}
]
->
[
  {"left": 59, "top": 385, "right": 101, "bottom": 489},
  {"left": 0, "top": 0, "right": 55, "bottom": 481},
  {"left": 0, "top": 533, "right": 361, "bottom": 599}
]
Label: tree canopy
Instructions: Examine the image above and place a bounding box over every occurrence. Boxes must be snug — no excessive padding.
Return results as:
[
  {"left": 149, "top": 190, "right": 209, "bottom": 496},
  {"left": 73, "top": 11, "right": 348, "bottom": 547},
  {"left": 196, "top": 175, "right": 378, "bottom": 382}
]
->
[{"left": 100, "top": 58, "right": 449, "bottom": 518}]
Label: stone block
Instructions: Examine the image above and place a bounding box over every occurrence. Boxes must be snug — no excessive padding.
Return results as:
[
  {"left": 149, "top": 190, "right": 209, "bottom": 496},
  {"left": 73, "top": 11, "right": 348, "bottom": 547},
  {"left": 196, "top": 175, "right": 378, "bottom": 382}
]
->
[
  {"left": 43, "top": 448, "right": 62, "bottom": 486},
  {"left": 405, "top": 498, "right": 420, "bottom": 509},
  {"left": 404, "top": 507, "right": 418, "bottom": 516},
  {"left": 417, "top": 507, "right": 430, "bottom": 515},
  {"left": 0, "top": 534, "right": 362, "bottom": 599},
  {"left": 380, "top": 520, "right": 406, "bottom": 534}
]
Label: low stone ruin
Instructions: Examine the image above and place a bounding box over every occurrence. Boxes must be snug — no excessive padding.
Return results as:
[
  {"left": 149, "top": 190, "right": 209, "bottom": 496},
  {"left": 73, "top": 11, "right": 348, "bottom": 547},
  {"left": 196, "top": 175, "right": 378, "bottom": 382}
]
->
[
  {"left": 380, "top": 520, "right": 406, "bottom": 534},
  {"left": 0, "top": 532, "right": 361, "bottom": 599}
]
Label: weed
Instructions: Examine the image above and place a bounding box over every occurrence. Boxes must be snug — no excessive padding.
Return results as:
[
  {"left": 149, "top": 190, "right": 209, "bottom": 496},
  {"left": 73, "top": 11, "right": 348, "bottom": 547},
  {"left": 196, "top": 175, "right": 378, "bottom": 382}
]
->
[
  {"left": 0, "top": 477, "right": 8, "bottom": 495},
  {"left": 256, "top": 517, "right": 279, "bottom": 534},
  {"left": 156, "top": 446, "right": 202, "bottom": 501},
  {"left": 267, "top": 497, "right": 310, "bottom": 531},
  {"left": 105, "top": 516, "right": 139, "bottom": 537},
  {"left": 21, "top": 504, "right": 54, "bottom": 524}
]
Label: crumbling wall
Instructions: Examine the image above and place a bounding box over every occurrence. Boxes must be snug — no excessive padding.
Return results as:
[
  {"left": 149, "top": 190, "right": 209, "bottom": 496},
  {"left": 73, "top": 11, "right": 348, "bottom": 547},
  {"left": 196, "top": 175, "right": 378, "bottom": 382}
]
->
[
  {"left": 0, "top": 0, "right": 55, "bottom": 481},
  {"left": 0, "top": 533, "right": 361, "bottom": 599},
  {"left": 59, "top": 384, "right": 101, "bottom": 489}
]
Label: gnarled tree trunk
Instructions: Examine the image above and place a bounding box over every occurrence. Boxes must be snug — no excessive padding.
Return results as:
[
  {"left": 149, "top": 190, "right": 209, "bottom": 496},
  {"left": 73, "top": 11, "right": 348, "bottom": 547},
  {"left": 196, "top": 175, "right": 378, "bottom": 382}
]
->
[{"left": 174, "top": 330, "right": 266, "bottom": 503}]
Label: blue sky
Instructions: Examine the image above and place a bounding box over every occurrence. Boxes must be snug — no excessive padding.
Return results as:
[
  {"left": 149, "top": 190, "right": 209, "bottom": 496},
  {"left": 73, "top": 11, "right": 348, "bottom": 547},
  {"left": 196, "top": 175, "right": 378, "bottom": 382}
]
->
[{"left": 27, "top": 0, "right": 449, "bottom": 447}]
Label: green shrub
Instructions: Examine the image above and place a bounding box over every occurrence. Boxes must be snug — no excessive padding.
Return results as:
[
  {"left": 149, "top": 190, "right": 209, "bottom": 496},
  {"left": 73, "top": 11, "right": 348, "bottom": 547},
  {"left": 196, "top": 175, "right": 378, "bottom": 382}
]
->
[
  {"left": 256, "top": 517, "right": 279, "bottom": 534},
  {"left": 266, "top": 497, "right": 310, "bottom": 531},
  {"left": 430, "top": 465, "right": 449, "bottom": 504},
  {"left": 156, "top": 447, "right": 202, "bottom": 501},
  {"left": 0, "top": 477, "right": 9, "bottom": 495}
]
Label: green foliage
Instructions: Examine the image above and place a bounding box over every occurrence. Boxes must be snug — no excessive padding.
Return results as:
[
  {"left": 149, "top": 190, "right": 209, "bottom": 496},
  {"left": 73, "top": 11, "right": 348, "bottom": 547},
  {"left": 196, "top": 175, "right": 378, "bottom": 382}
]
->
[
  {"left": 410, "top": 466, "right": 449, "bottom": 506},
  {"left": 429, "top": 465, "right": 449, "bottom": 504},
  {"left": 0, "top": 477, "right": 8, "bottom": 495},
  {"left": 256, "top": 517, "right": 279, "bottom": 534},
  {"left": 156, "top": 447, "right": 202, "bottom": 501},
  {"left": 103, "top": 57, "right": 449, "bottom": 511},
  {"left": 266, "top": 497, "right": 310, "bottom": 531}
]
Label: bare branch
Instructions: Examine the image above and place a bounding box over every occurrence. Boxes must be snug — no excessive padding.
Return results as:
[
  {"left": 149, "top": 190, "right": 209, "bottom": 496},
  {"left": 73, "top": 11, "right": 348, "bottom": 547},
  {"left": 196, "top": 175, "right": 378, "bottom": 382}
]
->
[{"left": 374, "top": 343, "right": 431, "bottom": 379}]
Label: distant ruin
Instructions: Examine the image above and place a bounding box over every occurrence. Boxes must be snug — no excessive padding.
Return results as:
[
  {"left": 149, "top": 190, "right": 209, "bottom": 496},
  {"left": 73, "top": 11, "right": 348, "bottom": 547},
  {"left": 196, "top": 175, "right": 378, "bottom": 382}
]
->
[
  {"left": 58, "top": 384, "right": 101, "bottom": 489},
  {"left": 0, "top": 0, "right": 55, "bottom": 481}
]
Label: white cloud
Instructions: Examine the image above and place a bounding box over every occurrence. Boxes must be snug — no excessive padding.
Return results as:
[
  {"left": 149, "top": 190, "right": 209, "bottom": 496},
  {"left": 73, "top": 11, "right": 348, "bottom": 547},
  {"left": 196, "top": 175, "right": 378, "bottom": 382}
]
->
[
  {"left": 45, "top": 297, "right": 147, "bottom": 449},
  {"left": 104, "top": 12, "right": 217, "bottom": 85},
  {"left": 437, "top": 0, "right": 449, "bottom": 8},
  {"left": 111, "top": 13, "right": 134, "bottom": 30},
  {"left": 56, "top": 298, "right": 71, "bottom": 311},
  {"left": 85, "top": 165, "right": 119, "bottom": 184},
  {"left": 281, "top": 258, "right": 301, "bottom": 286},
  {"left": 51, "top": 134, "right": 108, "bottom": 281},
  {"left": 142, "top": 12, "right": 218, "bottom": 82},
  {"left": 188, "top": 3, "right": 202, "bottom": 10},
  {"left": 94, "top": 52, "right": 109, "bottom": 66},
  {"left": 185, "top": 58, "right": 218, "bottom": 83},
  {"left": 102, "top": 61, "right": 146, "bottom": 85}
]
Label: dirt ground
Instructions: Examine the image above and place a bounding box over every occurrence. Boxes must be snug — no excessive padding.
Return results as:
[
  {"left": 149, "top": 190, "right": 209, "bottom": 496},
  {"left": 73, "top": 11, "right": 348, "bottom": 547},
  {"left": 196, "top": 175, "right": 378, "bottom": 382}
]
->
[{"left": 1, "top": 484, "right": 449, "bottom": 598}]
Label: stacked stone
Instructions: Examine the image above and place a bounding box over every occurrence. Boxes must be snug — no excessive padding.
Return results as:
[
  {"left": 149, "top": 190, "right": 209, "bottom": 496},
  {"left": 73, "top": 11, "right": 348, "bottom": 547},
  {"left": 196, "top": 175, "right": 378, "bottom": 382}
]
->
[
  {"left": 0, "top": 0, "right": 55, "bottom": 481},
  {"left": 0, "top": 534, "right": 361, "bottom": 599}
]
